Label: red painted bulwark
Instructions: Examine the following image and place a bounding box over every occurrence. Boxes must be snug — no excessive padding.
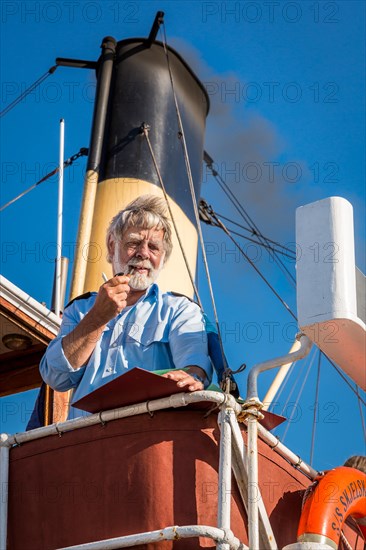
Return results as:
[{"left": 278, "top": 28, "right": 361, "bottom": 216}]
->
[{"left": 9, "top": 410, "right": 310, "bottom": 549}]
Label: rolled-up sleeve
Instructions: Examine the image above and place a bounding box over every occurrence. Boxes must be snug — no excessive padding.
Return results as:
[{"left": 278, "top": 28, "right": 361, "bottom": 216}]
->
[
  {"left": 39, "top": 304, "right": 86, "bottom": 392},
  {"left": 168, "top": 299, "right": 212, "bottom": 381}
]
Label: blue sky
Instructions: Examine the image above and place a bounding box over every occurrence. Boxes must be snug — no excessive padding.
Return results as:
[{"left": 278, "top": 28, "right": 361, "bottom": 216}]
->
[{"left": 1, "top": 1, "right": 365, "bottom": 470}]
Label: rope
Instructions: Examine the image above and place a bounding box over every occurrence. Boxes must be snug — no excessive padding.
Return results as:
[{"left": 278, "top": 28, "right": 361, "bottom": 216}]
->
[
  {"left": 281, "top": 350, "right": 316, "bottom": 442},
  {"left": 268, "top": 363, "right": 295, "bottom": 412},
  {"left": 160, "top": 23, "right": 229, "bottom": 374},
  {"left": 279, "top": 356, "right": 309, "bottom": 418},
  {"left": 207, "top": 208, "right": 298, "bottom": 321},
  {"left": 325, "top": 354, "right": 366, "bottom": 407},
  {"left": 310, "top": 350, "right": 321, "bottom": 466},
  {"left": 206, "top": 156, "right": 297, "bottom": 280},
  {"left": 214, "top": 211, "right": 296, "bottom": 257},
  {"left": 227, "top": 227, "right": 296, "bottom": 260},
  {"left": 339, "top": 530, "right": 354, "bottom": 550},
  {"left": 0, "top": 66, "right": 58, "bottom": 118},
  {"left": 204, "top": 154, "right": 297, "bottom": 288},
  {"left": 0, "top": 148, "right": 88, "bottom": 212},
  {"left": 200, "top": 201, "right": 295, "bottom": 257},
  {"left": 212, "top": 168, "right": 297, "bottom": 287},
  {"left": 356, "top": 385, "right": 366, "bottom": 440},
  {"left": 141, "top": 125, "right": 202, "bottom": 309}
]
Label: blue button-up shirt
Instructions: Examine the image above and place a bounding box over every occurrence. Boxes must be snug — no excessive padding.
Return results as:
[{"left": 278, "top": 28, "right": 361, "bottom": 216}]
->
[{"left": 40, "top": 284, "right": 212, "bottom": 419}]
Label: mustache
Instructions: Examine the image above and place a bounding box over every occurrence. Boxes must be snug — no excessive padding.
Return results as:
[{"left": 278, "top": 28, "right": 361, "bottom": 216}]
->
[{"left": 128, "top": 259, "right": 153, "bottom": 271}]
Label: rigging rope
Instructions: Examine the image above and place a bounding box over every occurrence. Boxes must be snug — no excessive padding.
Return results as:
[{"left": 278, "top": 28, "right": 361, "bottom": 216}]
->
[
  {"left": 141, "top": 125, "right": 202, "bottom": 309},
  {"left": 356, "top": 385, "right": 366, "bottom": 440},
  {"left": 339, "top": 531, "right": 354, "bottom": 550},
  {"left": 211, "top": 167, "right": 297, "bottom": 287},
  {"left": 325, "top": 354, "right": 366, "bottom": 407},
  {"left": 225, "top": 227, "right": 296, "bottom": 260},
  {"left": 281, "top": 349, "right": 316, "bottom": 442},
  {"left": 204, "top": 153, "right": 297, "bottom": 288},
  {"left": 0, "top": 148, "right": 88, "bottom": 212},
  {"left": 214, "top": 211, "right": 296, "bottom": 257},
  {"left": 161, "top": 23, "right": 229, "bottom": 376},
  {"left": 279, "top": 355, "right": 309, "bottom": 418},
  {"left": 268, "top": 363, "right": 295, "bottom": 413},
  {"left": 200, "top": 202, "right": 295, "bottom": 258},
  {"left": 202, "top": 203, "right": 298, "bottom": 321},
  {"left": 0, "top": 65, "right": 58, "bottom": 118}
]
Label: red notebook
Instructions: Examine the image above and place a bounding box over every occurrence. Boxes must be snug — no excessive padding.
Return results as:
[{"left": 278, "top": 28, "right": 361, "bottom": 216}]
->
[
  {"left": 72, "top": 367, "right": 285, "bottom": 431},
  {"left": 72, "top": 368, "right": 184, "bottom": 413}
]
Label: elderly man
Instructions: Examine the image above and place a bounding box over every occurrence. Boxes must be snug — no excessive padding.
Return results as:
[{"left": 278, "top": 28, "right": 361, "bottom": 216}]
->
[{"left": 40, "top": 195, "right": 212, "bottom": 419}]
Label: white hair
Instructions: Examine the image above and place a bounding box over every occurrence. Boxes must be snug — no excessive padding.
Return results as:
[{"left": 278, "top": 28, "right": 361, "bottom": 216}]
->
[{"left": 106, "top": 194, "right": 173, "bottom": 262}]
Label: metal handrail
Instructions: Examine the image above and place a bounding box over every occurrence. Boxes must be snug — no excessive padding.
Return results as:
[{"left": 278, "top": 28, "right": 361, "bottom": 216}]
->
[{"left": 57, "top": 525, "right": 248, "bottom": 550}]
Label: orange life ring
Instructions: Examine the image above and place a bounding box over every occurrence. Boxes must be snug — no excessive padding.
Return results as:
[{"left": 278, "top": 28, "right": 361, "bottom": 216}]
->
[{"left": 297, "top": 466, "right": 366, "bottom": 549}]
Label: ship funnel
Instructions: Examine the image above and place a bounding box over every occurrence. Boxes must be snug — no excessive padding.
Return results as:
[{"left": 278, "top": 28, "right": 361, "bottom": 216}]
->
[{"left": 70, "top": 28, "right": 209, "bottom": 299}]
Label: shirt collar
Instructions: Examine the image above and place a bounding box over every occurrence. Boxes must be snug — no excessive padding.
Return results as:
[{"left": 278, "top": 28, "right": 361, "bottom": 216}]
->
[
  {"left": 145, "top": 283, "right": 159, "bottom": 301},
  {"left": 130, "top": 283, "right": 159, "bottom": 306}
]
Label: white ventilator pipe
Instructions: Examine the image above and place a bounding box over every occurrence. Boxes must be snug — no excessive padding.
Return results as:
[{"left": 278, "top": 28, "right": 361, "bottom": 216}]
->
[
  {"left": 55, "top": 118, "right": 65, "bottom": 317},
  {"left": 246, "top": 334, "right": 312, "bottom": 402},
  {"left": 262, "top": 339, "right": 301, "bottom": 411}
]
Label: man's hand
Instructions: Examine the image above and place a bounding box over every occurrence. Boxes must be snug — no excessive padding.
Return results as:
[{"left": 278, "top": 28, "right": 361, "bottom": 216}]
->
[
  {"left": 61, "top": 275, "right": 130, "bottom": 370},
  {"left": 162, "top": 367, "right": 207, "bottom": 392},
  {"left": 92, "top": 274, "right": 131, "bottom": 324}
]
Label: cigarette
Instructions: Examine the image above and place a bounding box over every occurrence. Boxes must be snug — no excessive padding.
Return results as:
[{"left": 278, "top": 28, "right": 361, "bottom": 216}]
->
[{"left": 102, "top": 272, "right": 108, "bottom": 282}]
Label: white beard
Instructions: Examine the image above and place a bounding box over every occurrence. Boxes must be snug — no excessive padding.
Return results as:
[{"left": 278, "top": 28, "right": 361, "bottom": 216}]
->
[
  {"left": 113, "top": 245, "right": 165, "bottom": 290},
  {"left": 128, "top": 266, "right": 155, "bottom": 290}
]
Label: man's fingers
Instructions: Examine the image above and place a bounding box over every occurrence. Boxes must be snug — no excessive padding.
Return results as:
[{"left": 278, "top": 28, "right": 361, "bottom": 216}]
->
[
  {"left": 103, "top": 282, "right": 130, "bottom": 297},
  {"left": 162, "top": 370, "right": 204, "bottom": 392},
  {"left": 177, "top": 376, "right": 192, "bottom": 387},
  {"left": 163, "top": 370, "right": 186, "bottom": 381},
  {"left": 101, "top": 273, "right": 130, "bottom": 287},
  {"left": 177, "top": 378, "right": 203, "bottom": 391},
  {"left": 108, "top": 274, "right": 131, "bottom": 287},
  {"left": 94, "top": 278, "right": 130, "bottom": 321}
]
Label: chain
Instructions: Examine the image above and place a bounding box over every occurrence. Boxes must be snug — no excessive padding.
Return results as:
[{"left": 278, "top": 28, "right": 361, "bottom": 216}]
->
[{"left": 64, "top": 147, "right": 89, "bottom": 166}]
